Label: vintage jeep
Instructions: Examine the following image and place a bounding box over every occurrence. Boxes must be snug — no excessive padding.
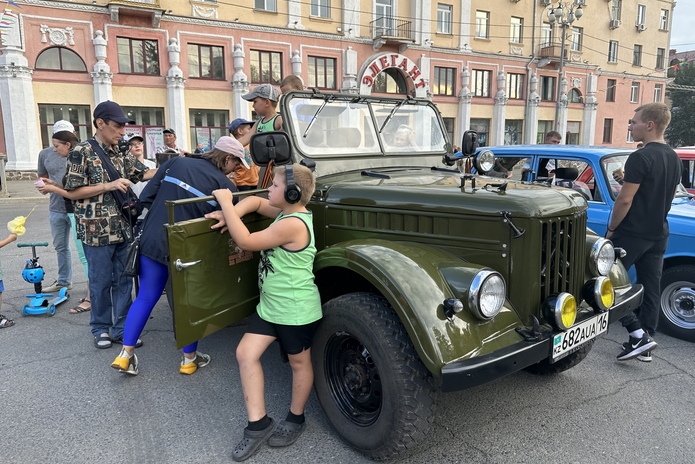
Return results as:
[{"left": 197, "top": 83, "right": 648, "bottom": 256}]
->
[{"left": 164, "top": 91, "right": 642, "bottom": 460}]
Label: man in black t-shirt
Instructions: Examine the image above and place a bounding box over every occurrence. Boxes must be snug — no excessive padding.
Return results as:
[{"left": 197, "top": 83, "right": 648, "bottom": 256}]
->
[{"left": 606, "top": 102, "right": 681, "bottom": 362}]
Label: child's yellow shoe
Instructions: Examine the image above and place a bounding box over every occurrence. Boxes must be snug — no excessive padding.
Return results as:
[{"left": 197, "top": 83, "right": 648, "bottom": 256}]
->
[
  {"left": 111, "top": 349, "right": 138, "bottom": 376},
  {"left": 179, "top": 352, "right": 211, "bottom": 375}
]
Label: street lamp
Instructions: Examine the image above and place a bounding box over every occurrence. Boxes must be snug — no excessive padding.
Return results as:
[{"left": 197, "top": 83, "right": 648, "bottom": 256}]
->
[{"left": 547, "top": 1, "right": 584, "bottom": 131}]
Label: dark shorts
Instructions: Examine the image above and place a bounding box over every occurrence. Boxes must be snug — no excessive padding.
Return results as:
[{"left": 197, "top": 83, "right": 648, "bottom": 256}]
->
[{"left": 247, "top": 312, "right": 320, "bottom": 355}]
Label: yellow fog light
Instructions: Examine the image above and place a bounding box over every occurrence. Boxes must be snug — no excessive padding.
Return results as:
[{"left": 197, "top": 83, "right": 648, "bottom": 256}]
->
[
  {"left": 583, "top": 276, "right": 614, "bottom": 312},
  {"left": 543, "top": 293, "right": 577, "bottom": 331}
]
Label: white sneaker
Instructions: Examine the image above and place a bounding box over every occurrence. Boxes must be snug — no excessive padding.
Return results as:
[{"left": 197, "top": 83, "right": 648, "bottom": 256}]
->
[{"left": 43, "top": 281, "right": 72, "bottom": 292}]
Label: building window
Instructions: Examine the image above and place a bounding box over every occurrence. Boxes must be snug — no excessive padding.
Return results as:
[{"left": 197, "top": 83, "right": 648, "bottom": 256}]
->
[
  {"left": 606, "top": 79, "right": 616, "bottom": 102},
  {"left": 307, "top": 56, "right": 336, "bottom": 90},
  {"left": 121, "top": 107, "right": 165, "bottom": 159},
  {"left": 630, "top": 82, "right": 640, "bottom": 103},
  {"left": 654, "top": 84, "right": 663, "bottom": 102},
  {"left": 38, "top": 104, "right": 92, "bottom": 149},
  {"left": 510, "top": 17, "right": 523, "bottom": 43},
  {"left": 311, "top": 0, "right": 330, "bottom": 18},
  {"left": 659, "top": 9, "right": 669, "bottom": 30},
  {"left": 35, "top": 47, "right": 87, "bottom": 72},
  {"left": 372, "top": 68, "right": 407, "bottom": 94},
  {"left": 475, "top": 11, "right": 489, "bottom": 39},
  {"left": 540, "top": 76, "right": 556, "bottom": 101},
  {"left": 602, "top": 119, "right": 613, "bottom": 143},
  {"left": 608, "top": 41, "right": 618, "bottom": 63},
  {"left": 472, "top": 69, "right": 491, "bottom": 97},
  {"left": 189, "top": 109, "right": 229, "bottom": 151},
  {"left": 470, "top": 118, "right": 489, "bottom": 147},
  {"left": 117, "top": 37, "right": 160, "bottom": 75},
  {"left": 656, "top": 48, "right": 665, "bottom": 69},
  {"left": 633, "top": 44, "right": 642, "bottom": 66},
  {"left": 506, "top": 73, "right": 524, "bottom": 100},
  {"left": 442, "top": 117, "right": 455, "bottom": 146},
  {"left": 187, "top": 44, "right": 224, "bottom": 80},
  {"left": 433, "top": 66, "right": 456, "bottom": 96},
  {"left": 611, "top": 0, "right": 622, "bottom": 21},
  {"left": 541, "top": 23, "right": 553, "bottom": 46},
  {"left": 249, "top": 50, "right": 282, "bottom": 84},
  {"left": 537, "top": 120, "right": 553, "bottom": 144},
  {"left": 437, "top": 4, "right": 452, "bottom": 35},
  {"left": 636, "top": 4, "right": 646, "bottom": 26},
  {"left": 566, "top": 121, "right": 580, "bottom": 145},
  {"left": 570, "top": 27, "right": 582, "bottom": 52},
  {"left": 504, "top": 120, "right": 523, "bottom": 145},
  {"left": 567, "top": 88, "right": 582, "bottom": 103},
  {"left": 255, "top": 0, "right": 277, "bottom": 12}
]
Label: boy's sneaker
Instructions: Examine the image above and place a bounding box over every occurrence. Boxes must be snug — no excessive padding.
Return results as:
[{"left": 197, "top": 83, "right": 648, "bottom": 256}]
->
[
  {"left": 111, "top": 350, "right": 139, "bottom": 376},
  {"left": 43, "top": 281, "right": 72, "bottom": 293},
  {"left": 636, "top": 350, "right": 653, "bottom": 362},
  {"left": 617, "top": 334, "right": 657, "bottom": 361},
  {"left": 179, "top": 352, "right": 211, "bottom": 375}
]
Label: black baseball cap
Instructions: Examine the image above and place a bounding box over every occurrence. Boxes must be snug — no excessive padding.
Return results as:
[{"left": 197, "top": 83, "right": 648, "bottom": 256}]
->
[
  {"left": 163, "top": 128, "right": 176, "bottom": 135},
  {"left": 93, "top": 101, "right": 135, "bottom": 124}
]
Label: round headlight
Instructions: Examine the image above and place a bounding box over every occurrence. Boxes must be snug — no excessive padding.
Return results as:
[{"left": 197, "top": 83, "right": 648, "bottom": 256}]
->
[
  {"left": 590, "top": 238, "right": 615, "bottom": 276},
  {"left": 469, "top": 269, "right": 506, "bottom": 320},
  {"left": 583, "top": 276, "right": 615, "bottom": 312},
  {"left": 544, "top": 293, "right": 577, "bottom": 330},
  {"left": 475, "top": 150, "right": 495, "bottom": 173}
]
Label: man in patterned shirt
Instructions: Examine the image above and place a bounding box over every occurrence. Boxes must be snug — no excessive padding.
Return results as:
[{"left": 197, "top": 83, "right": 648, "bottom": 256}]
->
[
  {"left": 64, "top": 101, "right": 155, "bottom": 349},
  {"left": 154, "top": 128, "right": 187, "bottom": 157}
]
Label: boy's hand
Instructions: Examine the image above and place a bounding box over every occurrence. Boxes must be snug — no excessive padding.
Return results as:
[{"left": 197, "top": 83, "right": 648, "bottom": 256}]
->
[
  {"left": 212, "top": 189, "right": 233, "bottom": 203},
  {"left": 205, "top": 211, "right": 228, "bottom": 233},
  {"left": 8, "top": 233, "right": 17, "bottom": 242}
]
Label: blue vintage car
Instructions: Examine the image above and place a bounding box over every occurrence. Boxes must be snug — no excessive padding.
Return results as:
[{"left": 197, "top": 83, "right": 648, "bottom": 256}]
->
[{"left": 471, "top": 145, "right": 695, "bottom": 342}]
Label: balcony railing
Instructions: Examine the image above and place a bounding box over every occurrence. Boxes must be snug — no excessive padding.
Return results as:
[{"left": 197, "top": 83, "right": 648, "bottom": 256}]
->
[
  {"left": 370, "top": 16, "right": 414, "bottom": 42},
  {"left": 538, "top": 41, "right": 568, "bottom": 61}
]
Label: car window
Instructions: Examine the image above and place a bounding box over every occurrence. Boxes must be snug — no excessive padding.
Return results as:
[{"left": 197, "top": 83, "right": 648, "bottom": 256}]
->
[
  {"left": 489, "top": 157, "right": 529, "bottom": 179},
  {"left": 601, "top": 154, "right": 628, "bottom": 201},
  {"left": 553, "top": 160, "right": 594, "bottom": 202}
]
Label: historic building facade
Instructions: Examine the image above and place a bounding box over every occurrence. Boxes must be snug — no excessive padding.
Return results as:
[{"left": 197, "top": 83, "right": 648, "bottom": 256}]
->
[{"left": 0, "top": 0, "right": 674, "bottom": 174}]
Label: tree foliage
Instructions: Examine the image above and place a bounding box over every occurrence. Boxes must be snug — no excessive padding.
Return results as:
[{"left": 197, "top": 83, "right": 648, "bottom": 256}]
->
[{"left": 666, "top": 62, "right": 695, "bottom": 147}]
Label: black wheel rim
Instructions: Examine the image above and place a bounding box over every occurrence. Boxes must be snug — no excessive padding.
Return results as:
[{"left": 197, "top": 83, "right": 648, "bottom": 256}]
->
[{"left": 324, "top": 332, "right": 382, "bottom": 426}]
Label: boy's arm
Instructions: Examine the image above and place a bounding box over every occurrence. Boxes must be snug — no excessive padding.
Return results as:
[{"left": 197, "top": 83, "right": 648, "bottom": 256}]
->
[
  {"left": 237, "top": 123, "right": 258, "bottom": 147},
  {"left": 274, "top": 114, "right": 283, "bottom": 131},
  {"left": 0, "top": 233, "right": 18, "bottom": 248}
]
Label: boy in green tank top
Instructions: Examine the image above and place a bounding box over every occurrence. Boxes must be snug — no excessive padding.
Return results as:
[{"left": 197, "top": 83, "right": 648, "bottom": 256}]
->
[{"left": 211, "top": 164, "right": 320, "bottom": 461}]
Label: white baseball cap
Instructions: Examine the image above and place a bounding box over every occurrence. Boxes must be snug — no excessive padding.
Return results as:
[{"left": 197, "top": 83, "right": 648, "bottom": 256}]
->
[{"left": 53, "top": 120, "right": 75, "bottom": 134}]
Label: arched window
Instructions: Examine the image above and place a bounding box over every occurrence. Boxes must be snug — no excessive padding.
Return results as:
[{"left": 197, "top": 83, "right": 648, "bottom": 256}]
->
[
  {"left": 372, "top": 68, "right": 408, "bottom": 94},
  {"left": 35, "top": 47, "right": 87, "bottom": 72},
  {"left": 567, "top": 88, "right": 583, "bottom": 103}
]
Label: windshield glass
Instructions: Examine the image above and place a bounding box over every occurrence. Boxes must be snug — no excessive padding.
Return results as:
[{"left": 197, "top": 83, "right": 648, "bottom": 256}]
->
[
  {"left": 600, "top": 154, "right": 690, "bottom": 200},
  {"left": 285, "top": 95, "right": 447, "bottom": 158}
]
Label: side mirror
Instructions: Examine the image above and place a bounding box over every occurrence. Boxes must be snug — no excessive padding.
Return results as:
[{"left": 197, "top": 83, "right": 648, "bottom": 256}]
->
[
  {"left": 442, "top": 130, "right": 480, "bottom": 166},
  {"left": 249, "top": 132, "right": 293, "bottom": 166}
]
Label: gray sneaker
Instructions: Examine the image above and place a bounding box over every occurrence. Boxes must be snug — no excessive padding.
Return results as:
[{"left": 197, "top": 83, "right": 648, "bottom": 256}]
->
[{"left": 42, "top": 281, "right": 72, "bottom": 293}]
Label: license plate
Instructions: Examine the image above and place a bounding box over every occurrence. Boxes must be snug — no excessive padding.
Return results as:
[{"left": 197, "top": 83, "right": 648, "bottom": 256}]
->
[{"left": 551, "top": 312, "right": 609, "bottom": 362}]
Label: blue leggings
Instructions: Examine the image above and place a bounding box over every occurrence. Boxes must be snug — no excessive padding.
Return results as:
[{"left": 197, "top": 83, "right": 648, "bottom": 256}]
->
[{"left": 122, "top": 255, "right": 197, "bottom": 354}]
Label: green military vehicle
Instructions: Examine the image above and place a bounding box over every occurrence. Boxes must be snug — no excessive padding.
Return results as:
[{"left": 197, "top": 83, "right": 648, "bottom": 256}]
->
[{"left": 165, "top": 91, "right": 642, "bottom": 460}]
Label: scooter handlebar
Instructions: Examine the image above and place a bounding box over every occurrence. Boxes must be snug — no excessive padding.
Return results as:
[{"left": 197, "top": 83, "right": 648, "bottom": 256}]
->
[{"left": 17, "top": 243, "right": 49, "bottom": 248}]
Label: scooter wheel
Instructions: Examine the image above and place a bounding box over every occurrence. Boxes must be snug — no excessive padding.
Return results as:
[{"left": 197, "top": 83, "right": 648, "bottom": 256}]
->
[
  {"left": 22, "top": 306, "right": 29, "bottom": 316},
  {"left": 47, "top": 304, "right": 56, "bottom": 316}
]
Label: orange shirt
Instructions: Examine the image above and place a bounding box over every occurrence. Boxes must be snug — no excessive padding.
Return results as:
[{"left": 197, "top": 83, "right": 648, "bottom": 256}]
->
[{"left": 234, "top": 146, "right": 259, "bottom": 187}]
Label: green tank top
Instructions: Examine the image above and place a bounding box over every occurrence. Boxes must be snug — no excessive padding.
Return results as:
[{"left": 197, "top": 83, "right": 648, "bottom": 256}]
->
[
  {"left": 256, "top": 212, "right": 322, "bottom": 325},
  {"left": 256, "top": 114, "right": 279, "bottom": 133}
]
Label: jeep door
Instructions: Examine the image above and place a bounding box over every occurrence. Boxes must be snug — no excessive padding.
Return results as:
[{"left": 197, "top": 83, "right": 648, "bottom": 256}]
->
[{"left": 165, "top": 212, "right": 270, "bottom": 349}]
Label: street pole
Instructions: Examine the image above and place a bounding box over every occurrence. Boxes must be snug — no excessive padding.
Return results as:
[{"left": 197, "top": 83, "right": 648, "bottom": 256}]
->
[{"left": 555, "top": 22, "right": 567, "bottom": 128}]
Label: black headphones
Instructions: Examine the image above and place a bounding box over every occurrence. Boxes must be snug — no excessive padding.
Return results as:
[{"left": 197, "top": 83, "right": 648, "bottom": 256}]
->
[{"left": 284, "top": 164, "right": 302, "bottom": 204}]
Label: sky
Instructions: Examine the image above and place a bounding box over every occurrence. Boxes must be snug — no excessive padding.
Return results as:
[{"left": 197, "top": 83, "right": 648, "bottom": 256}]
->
[{"left": 670, "top": 0, "right": 695, "bottom": 52}]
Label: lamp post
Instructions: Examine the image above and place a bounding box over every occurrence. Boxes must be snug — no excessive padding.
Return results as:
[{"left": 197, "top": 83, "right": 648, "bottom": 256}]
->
[{"left": 547, "top": 1, "right": 584, "bottom": 131}]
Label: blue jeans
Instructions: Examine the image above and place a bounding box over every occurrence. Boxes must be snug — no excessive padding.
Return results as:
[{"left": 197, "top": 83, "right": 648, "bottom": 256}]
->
[
  {"left": 83, "top": 242, "right": 133, "bottom": 339},
  {"left": 48, "top": 211, "right": 72, "bottom": 286}
]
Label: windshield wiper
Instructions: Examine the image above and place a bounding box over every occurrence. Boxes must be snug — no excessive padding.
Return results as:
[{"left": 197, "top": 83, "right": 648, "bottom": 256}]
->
[
  {"left": 379, "top": 96, "right": 411, "bottom": 134},
  {"left": 302, "top": 95, "right": 334, "bottom": 138}
]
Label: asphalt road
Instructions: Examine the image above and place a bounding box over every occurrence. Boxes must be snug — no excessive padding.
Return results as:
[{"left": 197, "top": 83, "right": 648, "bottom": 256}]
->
[{"left": 1, "top": 203, "right": 694, "bottom": 464}]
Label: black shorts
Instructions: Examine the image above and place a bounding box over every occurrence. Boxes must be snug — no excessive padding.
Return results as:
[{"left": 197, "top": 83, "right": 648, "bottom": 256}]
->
[{"left": 247, "top": 312, "right": 321, "bottom": 355}]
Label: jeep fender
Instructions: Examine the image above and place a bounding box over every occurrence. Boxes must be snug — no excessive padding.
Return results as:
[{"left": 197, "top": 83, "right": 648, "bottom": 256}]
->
[{"left": 314, "top": 239, "right": 525, "bottom": 377}]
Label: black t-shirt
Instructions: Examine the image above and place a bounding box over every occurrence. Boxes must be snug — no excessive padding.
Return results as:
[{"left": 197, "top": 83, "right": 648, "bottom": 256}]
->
[
  {"left": 619, "top": 142, "right": 681, "bottom": 239},
  {"left": 138, "top": 156, "right": 238, "bottom": 265}
]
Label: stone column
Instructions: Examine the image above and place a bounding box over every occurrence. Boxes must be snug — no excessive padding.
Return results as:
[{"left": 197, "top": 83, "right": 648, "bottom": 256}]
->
[
  {"left": 0, "top": 9, "right": 40, "bottom": 170},
  {"left": 291, "top": 50, "right": 302, "bottom": 77},
  {"left": 342, "top": 0, "right": 360, "bottom": 38},
  {"left": 412, "top": 0, "right": 431, "bottom": 45},
  {"left": 557, "top": 74, "right": 568, "bottom": 143},
  {"left": 524, "top": 73, "right": 541, "bottom": 144},
  {"left": 232, "top": 44, "right": 250, "bottom": 119},
  {"left": 416, "top": 54, "right": 430, "bottom": 99},
  {"left": 457, "top": 66, "right": 472, "bottom": 144},
  {"left": 341, "top": 46, "right": 358, "bottom": 94},
  {"left": 165, "top": 38, "right": 188, "bottom": 150},
  {"left": 582, "top": 73, "right": 598, "bottom": 145},
  {"left": 91, "top": 31, "right": 113, "bottom": 103},
  {"left": 492, "top": 71, "right": 508, "bottom": 146},
  {"left": 287, "top": 0, "right": 304, "bottom": 29}
]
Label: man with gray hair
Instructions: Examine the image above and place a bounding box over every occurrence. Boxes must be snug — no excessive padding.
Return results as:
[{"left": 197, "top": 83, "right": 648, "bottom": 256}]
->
[{"left": 37, "top": 120, "right": 76, "bottom": 293}]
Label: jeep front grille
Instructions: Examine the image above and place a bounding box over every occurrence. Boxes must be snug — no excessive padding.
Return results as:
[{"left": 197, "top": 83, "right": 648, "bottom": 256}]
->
[{"left": 539, "top": 213, "right": 586, "bottom": 302}]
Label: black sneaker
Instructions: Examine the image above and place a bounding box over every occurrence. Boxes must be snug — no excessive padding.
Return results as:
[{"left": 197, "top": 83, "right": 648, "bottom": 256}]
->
[
  {"left": 617, "top": 334, "right": 657, "bottom": 361},
  {"left": 636, "top": 350, "right": 653, "bottom": 362}
]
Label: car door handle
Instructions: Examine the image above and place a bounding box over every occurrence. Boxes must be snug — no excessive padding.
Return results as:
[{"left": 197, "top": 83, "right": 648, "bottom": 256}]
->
[{"left": 175, "top": 259, "right": 201, "bottom": 271}]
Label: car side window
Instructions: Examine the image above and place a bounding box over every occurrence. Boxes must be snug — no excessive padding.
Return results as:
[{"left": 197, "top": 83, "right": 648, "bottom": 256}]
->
[
  {"left": 554, "top": 160, "right": 594, "bottom": 202},
  {"left": 490, "top": 157, "right": 529, "bottom": 180}
]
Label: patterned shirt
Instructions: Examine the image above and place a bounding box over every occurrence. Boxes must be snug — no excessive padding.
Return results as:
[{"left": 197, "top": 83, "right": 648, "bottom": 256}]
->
[
  {"left": 64, "top": 136, "right": 149, "bottom": 246},
  {"left": 154, "top": 144, "right": 186, "bottom": 155}
]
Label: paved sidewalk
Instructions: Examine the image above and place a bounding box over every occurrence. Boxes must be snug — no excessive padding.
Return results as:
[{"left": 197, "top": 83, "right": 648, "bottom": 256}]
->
[{"left": 0, "top": 180, "right": 49, "bottom": 204}]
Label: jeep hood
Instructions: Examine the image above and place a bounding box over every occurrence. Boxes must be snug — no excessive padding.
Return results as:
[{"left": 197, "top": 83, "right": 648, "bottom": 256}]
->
[{"left": 317, "top": 168, "right": 587, "bottom": 218}]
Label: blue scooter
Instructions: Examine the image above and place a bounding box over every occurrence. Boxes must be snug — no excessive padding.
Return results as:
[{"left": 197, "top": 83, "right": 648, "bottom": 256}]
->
[{"left": 18, "top": 242, "right": 69, "bottom": 316}]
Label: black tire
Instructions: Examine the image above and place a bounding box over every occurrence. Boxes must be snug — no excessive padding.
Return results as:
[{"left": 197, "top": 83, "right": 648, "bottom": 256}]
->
[
  {"left": 312, "top": 292, "right": 438, "bottom": 461},
  {"left": 659, "top": 264, "right": 695, "bottom": 342},
  {"left": 524, "top": 340, "right": 594, "bottom": 375}
]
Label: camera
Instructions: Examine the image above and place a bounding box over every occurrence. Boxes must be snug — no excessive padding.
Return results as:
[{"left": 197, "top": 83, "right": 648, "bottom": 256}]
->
[{"left": 118, "top": 139, "right": 129, "bottom": 156}]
